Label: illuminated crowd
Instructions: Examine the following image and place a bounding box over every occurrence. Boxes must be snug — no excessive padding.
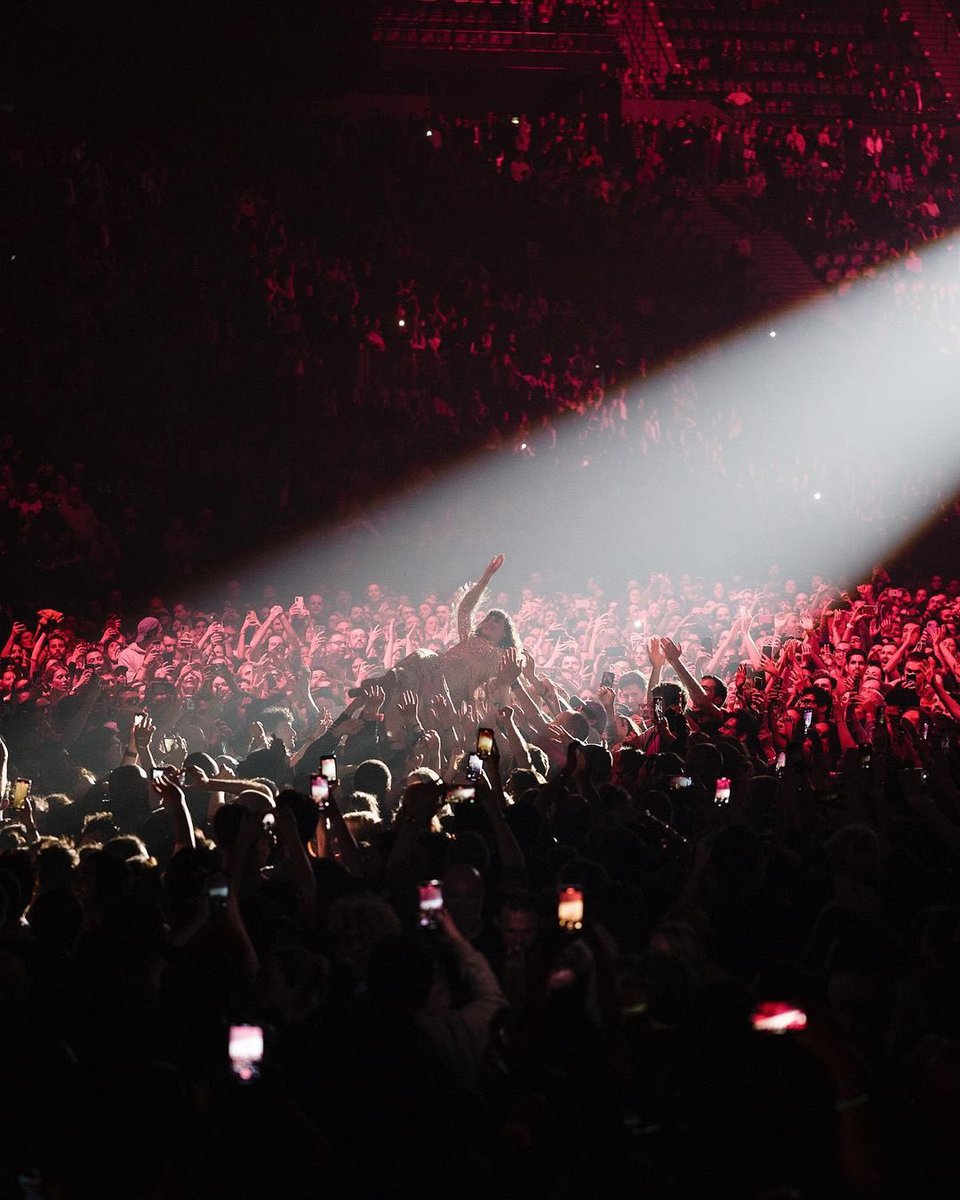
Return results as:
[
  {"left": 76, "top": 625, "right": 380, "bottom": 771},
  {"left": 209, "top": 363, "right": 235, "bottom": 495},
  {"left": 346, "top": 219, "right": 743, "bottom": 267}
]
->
[
  {"left": 2, "top": 555, "right": 959, "bottom": 1193},
  {"left": 3, "top": 100, "right": 960, "bottom": 616},
  {"left": 4, "top": 14, "right": 960, "bottom": 1192}
]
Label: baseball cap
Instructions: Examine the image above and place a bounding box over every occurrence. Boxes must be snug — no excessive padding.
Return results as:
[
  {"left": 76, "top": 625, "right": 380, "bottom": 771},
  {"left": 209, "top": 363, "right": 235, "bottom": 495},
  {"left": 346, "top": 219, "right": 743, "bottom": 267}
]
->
[{"left": 136, "top": 617, "right": 162, "bottom": 643}]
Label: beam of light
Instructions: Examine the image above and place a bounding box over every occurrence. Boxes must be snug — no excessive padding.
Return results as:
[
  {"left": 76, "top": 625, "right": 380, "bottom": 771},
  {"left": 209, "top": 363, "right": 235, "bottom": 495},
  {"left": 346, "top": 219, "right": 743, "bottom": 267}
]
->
[{"left": 243, "top": 232, "right": 960, "bottom": 602}]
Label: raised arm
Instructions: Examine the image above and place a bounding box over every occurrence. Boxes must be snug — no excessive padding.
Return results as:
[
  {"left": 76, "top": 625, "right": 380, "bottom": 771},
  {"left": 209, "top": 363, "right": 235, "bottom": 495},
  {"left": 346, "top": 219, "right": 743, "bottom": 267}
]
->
[
  {"left": 151, "top": 769, "right": 197, "bottom": 854},
  {"left": 457, "top": 554, "right": 504, "bottom": 642},
  {"left": 236, "top": 610, "right": 260, "bottom": 660},
  {"left": 932, "top": 674, "right": 960, "bottom": 724},
  {"left": 246, "top": 605, "right": 284, "bottom": 657},
  {"left": 1, "top": 622, "right": 25, "bottom": 661},
  {"left": 661, "top": 637, "right": 719, "bottom": 715},
  {"left": 29, "top": 628, "right": 48, "bottom": 680},
  {"left": 647, "top": 636, "right": 666, "bottom": 703}
]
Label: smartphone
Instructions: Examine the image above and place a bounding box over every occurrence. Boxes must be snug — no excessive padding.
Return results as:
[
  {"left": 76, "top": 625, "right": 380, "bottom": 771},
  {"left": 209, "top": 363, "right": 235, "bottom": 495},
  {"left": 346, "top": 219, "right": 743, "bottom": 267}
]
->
[
  {"left": 319, "top": 755, "right": 338, "bottom": 783},
  {"left": 418, "top": 879, "right": 443, "bottom": 928},
  {"left": 668, "top": 775, "right": 692, "bottom": 790},
  {"left": 903, "top": 767, "right": 928, "bottom": 786},
  {"left": 133, "top": 712, "right": 147, "bottom": 728},
  {"left": 464, "top": 752, "right": 483, "bottom": 781},
  {"left": 476, "top": 727, "right": 495, "bottom": 758},
  {"left": 295, "top": 595, "right": 304, "bottom": 608},
  {"left": 654, "top": 697, "right": 664, "bottom": 720},
  {"left": 859, "top": 744, "right": 872, "bottom": 769},
  {"left": 557, "top": 885, "right": 584, "bottom": 932},
  {"left": 715, "top": 777, "right": 731, "bottom": 805},
  {"left": 751, "top": 1001, "right": 808, "bottom": 1033},
  {"left": 802, "top": 708, "right": 813, "bottom": 734},
  {"left": 11, "top": 778, "right": 31, "bottom": 809},
  {"left": 309, "top": 773, "right": 329, "bottom": 806},
  {"left": 601, "top": 670, "right": 615, "bottom": 689},
  {"left": 228, "top": 1024, "right": 263, "bottom": 1083},
  {"left": 151, "top": 767, "right": 166, "bottom": 784},
  {"left": 208, "top": 874, "right": 229, "bottom": 912},
  {"left": 159, "top": 734, "right": 176, "bottom": 755},
  {"left": 775, "top": 751, "right": 786, "bottom": 777},
  {"left": 447, "top": 784, "right": 476, "bottom": 804}
]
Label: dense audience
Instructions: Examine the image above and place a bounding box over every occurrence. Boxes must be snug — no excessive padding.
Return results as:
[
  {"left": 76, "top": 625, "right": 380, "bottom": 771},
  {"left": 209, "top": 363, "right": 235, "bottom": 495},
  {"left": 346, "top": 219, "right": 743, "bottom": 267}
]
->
[
  {"left": 3, "top": 5, "right": 960, "bottom": 1194},
  {"left": 3, "top": 86, "right": 960, "bottom": 610},
  {"left": 2, "top": 553, "right": 960, "bottom": 1195}
]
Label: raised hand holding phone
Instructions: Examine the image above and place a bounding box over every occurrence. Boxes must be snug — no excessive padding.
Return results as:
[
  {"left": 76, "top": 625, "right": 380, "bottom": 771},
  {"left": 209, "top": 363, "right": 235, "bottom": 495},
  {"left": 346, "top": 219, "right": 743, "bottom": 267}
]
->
[
  {"left": 418, "top": 880, "right": 443, "bottom": 928},
  {"left": 558, "top": 886, "right": 584, "bottom": 932},
  {"left": 310, "top": 773, "right": 329, "bottom": 806}
]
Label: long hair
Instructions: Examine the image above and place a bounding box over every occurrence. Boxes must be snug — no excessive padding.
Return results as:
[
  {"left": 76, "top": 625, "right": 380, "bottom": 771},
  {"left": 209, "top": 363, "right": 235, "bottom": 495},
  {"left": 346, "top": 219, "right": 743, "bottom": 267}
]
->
[
  {"left": 451, "top": 579, "right": 522, "bottom": 650},
  {"left": 484, "top": 608, "right": 522, "bottom": 650}
]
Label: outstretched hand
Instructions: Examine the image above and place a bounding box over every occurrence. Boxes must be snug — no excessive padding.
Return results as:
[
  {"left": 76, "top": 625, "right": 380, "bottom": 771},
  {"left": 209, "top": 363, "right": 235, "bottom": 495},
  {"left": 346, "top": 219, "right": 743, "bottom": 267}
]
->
[
  {"left": 133, "top": 714, "right": 156, "bottom": 755},
  {"left": 497, "top": 647, "right": 523, "bottom": 685},
  {"left": 483, "top": 553, "right": 505, "bottom": 579},
  {"left": 151, "top": 767, "right": 187, "bottom": 810}
]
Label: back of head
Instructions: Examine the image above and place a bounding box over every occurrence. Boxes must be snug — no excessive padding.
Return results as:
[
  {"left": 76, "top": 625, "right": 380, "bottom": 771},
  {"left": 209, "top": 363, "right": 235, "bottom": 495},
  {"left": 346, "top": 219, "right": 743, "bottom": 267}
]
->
[
  {"left": 582, "top": 743, "right": 613, "bottom": 783},
  {"left": 238, "top": 745, "right": 291, "bottom": 788},
  {"left": 212, "top": 803, "right": 245, "bottom": 851},
  {"left": 184, "top": 751, "right": 219, "bottom": 777},
  {"left": 556, "top": 710, "right": 590, "bottom": 742},
  {"left": 685, "top": 740, "right": 723, "bottom": 779},
  {"left": 353, "top": 758, "right": 391, "bottom": 801},
  {"left": 106, "top": 764, "right": 152, "bottom": 830},
  {"left": 368, "top": 932, "right": 438, "bottom": 1014},
  {"left": 328, "top": 892, "right": 402, "bottom": 983},
  {"left": 652, "top": 682, "right": 685, "bottom": 709},
  {"left": 582, "top": 700, "right": 608, "bottom": 737}
]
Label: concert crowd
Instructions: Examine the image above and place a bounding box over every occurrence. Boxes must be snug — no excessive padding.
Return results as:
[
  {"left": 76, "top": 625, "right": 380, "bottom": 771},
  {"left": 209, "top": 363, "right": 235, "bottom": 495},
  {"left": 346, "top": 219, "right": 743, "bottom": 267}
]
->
[
  {"left": 2, "top": 548, "right": 960, "bottom": 1197},
  {"left": 4, "top": 9, "right": 960, "bottom": 1195}
]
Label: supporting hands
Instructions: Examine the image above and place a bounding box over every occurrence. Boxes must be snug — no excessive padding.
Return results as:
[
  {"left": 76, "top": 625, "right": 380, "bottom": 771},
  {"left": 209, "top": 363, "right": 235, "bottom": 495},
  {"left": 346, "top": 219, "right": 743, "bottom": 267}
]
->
[
  {"left": 496, "top": 647, "right": 524, "bottom": 689},
  {"left": 354, "top": 660, "right": 381, "bottom": 687},
  {"left": 133, "top": 713, "right": 156, "bottom": 763},
  {"left": 398, "top": 689, "right": 420, "bottom": 725},
  {"left": 428, "top": 690, "right": 457, "bottom": 733},
  {"left": 361, "top": 683, "right": 386, "bottom": 720}
]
